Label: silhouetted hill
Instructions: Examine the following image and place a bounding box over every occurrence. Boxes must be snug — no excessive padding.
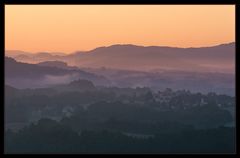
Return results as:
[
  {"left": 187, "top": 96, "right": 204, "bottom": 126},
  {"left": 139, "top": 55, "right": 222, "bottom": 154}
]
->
[
  {"left": 38, "top": 61, "right": 68, "bottom": 67},
  {"left": 5, "top": 57, "right": 72, "bottom": 79},
  {"left": 37, "top": 61, "right": 78, "bottom": 70},
  {"left": 5, "top": 57, "right": 109, "bottom": 88}
]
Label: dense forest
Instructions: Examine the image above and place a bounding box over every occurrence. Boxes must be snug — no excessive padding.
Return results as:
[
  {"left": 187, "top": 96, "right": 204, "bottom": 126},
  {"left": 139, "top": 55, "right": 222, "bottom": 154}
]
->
[
  {"left": 5, "top": 79, "right": 235, "bottom": 153},
  {"left": 5, "top": 119, "right": 235, "bottom": 153}
]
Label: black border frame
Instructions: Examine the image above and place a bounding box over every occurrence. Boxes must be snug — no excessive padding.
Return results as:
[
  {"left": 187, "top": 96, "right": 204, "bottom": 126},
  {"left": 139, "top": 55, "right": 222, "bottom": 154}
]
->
[{"left": 1, "top": 0, "right": 239, "bottom": 156}]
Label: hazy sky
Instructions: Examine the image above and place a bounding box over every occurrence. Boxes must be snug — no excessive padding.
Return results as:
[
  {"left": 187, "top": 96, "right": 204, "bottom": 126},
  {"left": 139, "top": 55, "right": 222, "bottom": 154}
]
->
[{"left": 5, "top": 5, "right": 235, "bottom": 54}]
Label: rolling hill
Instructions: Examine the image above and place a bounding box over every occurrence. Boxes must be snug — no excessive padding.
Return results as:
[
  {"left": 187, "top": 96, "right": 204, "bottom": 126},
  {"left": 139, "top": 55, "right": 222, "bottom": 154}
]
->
[
  {"left": 6, "top": 42, "right": 235, "bottom": 73},
  {"left": 5, "top": 57, "right": 109, "bottom": 88}
]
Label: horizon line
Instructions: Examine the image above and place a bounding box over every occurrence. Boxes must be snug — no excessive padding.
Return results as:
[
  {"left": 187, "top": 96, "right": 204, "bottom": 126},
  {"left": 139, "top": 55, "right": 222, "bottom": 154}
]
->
[{"left": 6, "top": 41, "right": 235, "bottom": 55}]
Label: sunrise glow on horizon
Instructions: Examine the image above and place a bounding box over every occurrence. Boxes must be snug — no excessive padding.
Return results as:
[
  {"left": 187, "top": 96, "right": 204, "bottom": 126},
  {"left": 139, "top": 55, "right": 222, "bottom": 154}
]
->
[{"left": 5, "top": 5, "right": 235, "bottom": 54}]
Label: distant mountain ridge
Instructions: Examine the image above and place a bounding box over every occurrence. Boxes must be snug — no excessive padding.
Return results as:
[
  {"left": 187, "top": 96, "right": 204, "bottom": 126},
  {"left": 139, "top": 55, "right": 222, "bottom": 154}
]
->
[
  {"left": 5, "top": 42, "right": 235, "bottom": 73},
  {"left": 68, "top": 42, "right": 235, "bottom": 73},
  {"left": 5, "top": 51, "right": 66, "bottom": 64}
]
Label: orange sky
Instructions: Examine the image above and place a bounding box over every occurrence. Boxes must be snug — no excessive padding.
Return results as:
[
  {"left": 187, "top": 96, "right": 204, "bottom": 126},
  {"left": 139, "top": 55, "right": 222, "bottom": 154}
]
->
[{"left": 5, "top": 5, "right": 235, "bottom": 54}]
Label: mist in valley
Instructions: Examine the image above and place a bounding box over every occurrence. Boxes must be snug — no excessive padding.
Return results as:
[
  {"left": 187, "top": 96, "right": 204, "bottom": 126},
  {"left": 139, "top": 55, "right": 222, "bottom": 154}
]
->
[{"left": 4, "top": 43, "right": 236, "bottom": 154}]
